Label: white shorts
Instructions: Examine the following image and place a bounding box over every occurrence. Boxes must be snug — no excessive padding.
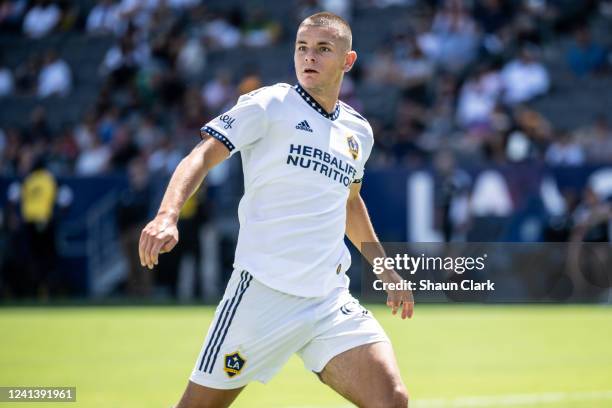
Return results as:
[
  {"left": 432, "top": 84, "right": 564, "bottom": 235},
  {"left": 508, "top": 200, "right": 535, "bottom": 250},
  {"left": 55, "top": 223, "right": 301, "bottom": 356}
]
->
[{"left": 189, "top": 269, "right": 390, "bottom": 389}]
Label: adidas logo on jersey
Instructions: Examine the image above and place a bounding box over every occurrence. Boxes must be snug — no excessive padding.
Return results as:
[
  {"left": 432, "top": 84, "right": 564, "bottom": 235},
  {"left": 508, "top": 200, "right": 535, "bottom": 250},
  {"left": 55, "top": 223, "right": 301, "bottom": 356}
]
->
[{"left": 295, "top": 120, "right": 313, "bottom": 133}]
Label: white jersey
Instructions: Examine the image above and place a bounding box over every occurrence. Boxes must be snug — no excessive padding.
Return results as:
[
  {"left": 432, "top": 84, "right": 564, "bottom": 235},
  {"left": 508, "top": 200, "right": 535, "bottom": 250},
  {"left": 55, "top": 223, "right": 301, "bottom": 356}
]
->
[{"left": 201, "top": 83, "right": 374, "bottom": 297}]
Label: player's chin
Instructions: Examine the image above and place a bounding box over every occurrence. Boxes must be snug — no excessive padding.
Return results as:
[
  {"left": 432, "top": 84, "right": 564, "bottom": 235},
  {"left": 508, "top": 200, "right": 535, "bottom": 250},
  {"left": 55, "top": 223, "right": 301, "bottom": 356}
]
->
[{"left": 298, "top": 74, "right": 320, "bottom": 88}]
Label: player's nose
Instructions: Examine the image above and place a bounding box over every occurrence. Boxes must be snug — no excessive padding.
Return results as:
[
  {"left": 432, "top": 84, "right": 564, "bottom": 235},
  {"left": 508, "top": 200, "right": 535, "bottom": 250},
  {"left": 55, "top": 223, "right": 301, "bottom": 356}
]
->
[{"left": 303, "top": 50, "right": 316, "bottom": 62}]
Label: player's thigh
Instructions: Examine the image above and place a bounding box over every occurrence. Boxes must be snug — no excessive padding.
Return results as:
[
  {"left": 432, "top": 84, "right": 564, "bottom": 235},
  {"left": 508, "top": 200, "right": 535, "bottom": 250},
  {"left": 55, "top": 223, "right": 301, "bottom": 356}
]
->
[
  {"left": 175, "top": 380, "right": 244, "bottom": 408},
  {"left": 319, "top": 342, "right": 408, "bottom": 408}
]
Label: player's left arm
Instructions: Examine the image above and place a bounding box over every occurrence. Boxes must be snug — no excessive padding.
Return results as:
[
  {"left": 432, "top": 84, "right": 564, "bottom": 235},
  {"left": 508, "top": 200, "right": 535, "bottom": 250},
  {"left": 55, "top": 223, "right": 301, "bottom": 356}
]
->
[{"left": 345, "top": 182, "right": 414, "bottom": 319}]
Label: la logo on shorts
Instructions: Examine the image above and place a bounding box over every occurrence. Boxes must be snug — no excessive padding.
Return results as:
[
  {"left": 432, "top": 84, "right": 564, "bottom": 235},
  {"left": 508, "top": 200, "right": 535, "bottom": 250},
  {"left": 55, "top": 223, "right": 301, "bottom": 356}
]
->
[{"left": 224, "top": 351, "right": 246, "bottom": 377}]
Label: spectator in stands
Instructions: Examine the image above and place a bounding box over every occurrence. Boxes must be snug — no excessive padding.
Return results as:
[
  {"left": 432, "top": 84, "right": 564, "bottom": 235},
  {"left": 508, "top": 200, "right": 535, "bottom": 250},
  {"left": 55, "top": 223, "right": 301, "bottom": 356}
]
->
[
  {"left": 0, "top": 60, "right": 14, "bottom": 97},
  {"left": 420, "top": 0, "right": 480, "bottom": 73},
  {"left": 425, "top": 72, "right": 457, "bottom": 142},
  {"left": 0, "top": 127, "right": 5, "bottom": 154},
  {"left": 100, "top": 34, "right": 150, "bottom": 86},
  {"left": 513, "top": 106, "right": 552, "bottom": 148},
  {"left": 396, "top": 35, "right": 434, "bottom": 90},
  {"left": 14, "top": 53, "right": 40, "bottom": 95},
  {"left": 201, "top": 71, "right": 234, "bottom": 113},
  {"left": 22, "top": 0, "right": 61, "bottom": 39},
  {"left": 366, "top": 47, "right": 401, "bottom": 85},
  {"left": 134, "top": 114, "right": 163, "bottom": 152},
  {"left": 166, "top": 0, "right": 199, "bottom": 10},
  {"left": 339, "top": 76, "right": 363, "bottom": 113},
  {"left": 37, "top": 50, "right": 72, "bottom": 98},
  {"left": 567, "top": 24, "right": 607, "bottom": 77},
  {"left": 56, "top": 1, "right": 79, "bottom": 33},
  {"left": 570, "top": 187, "right": 611, "bottom": 242},
  {"left": 157, "top": 185, "right": 208, "bottom": 299},
  {"left": 242, "top": 9, "right": 281, "bottom": 47},
  {"left": 96, "top": 106, "right": 120, "bottom": 144},
  {"left": 473, "top": 0, "right": 514, "bottom": 34},
  {"left": 176, "top": 34, "right": 206, "bottom": 81},
  {"left": 0, "top": 0, "right": 27, "bottom": 33},
  {"left": 116, "top": 156, "right": 152, "bottom": 297},
  {"left": 321, "top": 0, "right": 351, "bottom": 21},
  {"left": 513, "top": 0, "right": 555, "bottom": 46},
  {"left": 501, "top": 44, "right": 549, "bottom": 104},
  {"left": 117, "top": 0, "right": 158, "bottom": 35},
  {"left": 456, "top": 66, "right": 502, "bottom": 128},
  {"left": 433, "top": 149, "right": 471, "bottom": 242},
  {"left": 237, "top": 71, "right": 262, "bottom": 95},
  {"left": 6, "top": 154, "right": 70, "bottom": 298},
  {"left": 576, "top": 115, "right": 612, "bottom": 163},
  {"left": 157, "top": 67, "right": 186, "bottom": 108},
  {"left": 391, "top": 97, "right": 428, "bottom": 164},
  {"left": 75, "top": 133, "right": 111, "bottom": 175},
  {"left": 545, "top": 130, "right": 585, "bottom": 166},
  {"left": 110, "top": 124, "right": 139, "bottom": 170},
  {"left": 26, "top": 105, "right": 52, "bottom": 142},
  {"left": 601, "top": 0, "right": 612, "bottom": 18},
  {"left": 147, "top": 135, "right": 182, "bottom": 175},
  {"left": 203, "top": 10, "right": 242, "bottom": 50},
  {"left": 473, "top": 0, "right": 516, "bottom": 56},
  {"left": 293, "top": 0, "right": 320, "bottom": 23},
  {"left": 86, "top": 0, "right": 122, "bottom": 36},
  {"left": 368, "top": 0, "right": 413, "bottom": 7},
  {"left": 174, "top": 87, "right": 208, "bottom": 151},
  {"left": 73, "top": 112, "right": 97, "bottom": 153},
  {"left": 46, "top": 124, "right": 78, "bottom": 175}
]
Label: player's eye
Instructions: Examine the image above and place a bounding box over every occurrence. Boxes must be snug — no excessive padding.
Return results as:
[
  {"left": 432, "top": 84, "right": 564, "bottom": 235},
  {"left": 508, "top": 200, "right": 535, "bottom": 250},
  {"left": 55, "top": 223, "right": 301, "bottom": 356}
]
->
[
  {"left": 320, "top": 47, "right": 331, "bottom": 52},
  {"left": 297, "top": 45, "right": 307, "bottom": 51}
]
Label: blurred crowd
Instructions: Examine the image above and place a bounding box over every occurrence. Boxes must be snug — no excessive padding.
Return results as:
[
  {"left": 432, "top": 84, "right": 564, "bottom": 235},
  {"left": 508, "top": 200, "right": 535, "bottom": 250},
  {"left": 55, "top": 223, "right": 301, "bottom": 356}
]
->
[
  {"left": 0, "top": 0, "right": 611, "bottom": 299},
  {"left": 0, "top": 0, "right": 611, "bottom": 182}
]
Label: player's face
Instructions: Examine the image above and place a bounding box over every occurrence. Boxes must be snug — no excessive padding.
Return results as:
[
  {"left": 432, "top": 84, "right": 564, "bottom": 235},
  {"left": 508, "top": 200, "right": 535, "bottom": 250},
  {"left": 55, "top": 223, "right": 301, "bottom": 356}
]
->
[{"left": 294, "top": 25, "right": 353, "bottom": 92}]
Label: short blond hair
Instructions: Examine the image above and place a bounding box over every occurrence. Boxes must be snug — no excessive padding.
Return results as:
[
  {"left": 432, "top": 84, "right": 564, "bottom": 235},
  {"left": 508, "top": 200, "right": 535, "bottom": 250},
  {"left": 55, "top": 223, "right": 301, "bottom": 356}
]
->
[{"left": 299, "top": 12, "right": 352, "bottom": 51}]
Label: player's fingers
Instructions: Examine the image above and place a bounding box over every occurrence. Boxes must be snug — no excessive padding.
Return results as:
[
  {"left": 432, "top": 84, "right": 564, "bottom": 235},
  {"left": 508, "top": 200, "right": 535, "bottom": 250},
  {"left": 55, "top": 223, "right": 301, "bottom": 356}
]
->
[
  {"left": 388, "top": 299, "right": 399, "bottom": 315},
  {"left": 138, "top": 229, "right": 146, "bottom": 267},
  {"left": 406, "top": 300, "right": 414, "bottom": 319},
  {"left": 401, "top": 299, "right": 413, "bottom": 319},
  {"left": 140, "top": 227, "right": 153, "bottom": 267},
  {"left": 152, "top": 232, "right": 176, "bottom": 264},
  {"left": 150, "top": 238, "right": 165, "bottom": 266},
  {"left": 159, "top": 235, "right": 178, "bottom": 254},
  {"left": 143, "top": 231, "right": 157, "bottom": 269}
]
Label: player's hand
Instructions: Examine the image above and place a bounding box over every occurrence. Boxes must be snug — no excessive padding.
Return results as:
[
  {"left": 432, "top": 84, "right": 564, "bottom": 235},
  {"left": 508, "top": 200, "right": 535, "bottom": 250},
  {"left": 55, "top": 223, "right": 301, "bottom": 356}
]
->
[
  {"left": 381, "top": 270, "right": 414, "bottom": 319},
  {"left": 138, "top": 216, "right": 179, "bottom": 269}
]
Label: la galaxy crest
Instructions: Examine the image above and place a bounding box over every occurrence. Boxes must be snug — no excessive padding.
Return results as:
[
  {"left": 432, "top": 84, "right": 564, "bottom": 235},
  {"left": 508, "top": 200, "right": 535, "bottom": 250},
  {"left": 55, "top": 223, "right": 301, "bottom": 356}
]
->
[
  {"left": 224, "top": 351, "right": 246, "bottom": 377},
  {"left": 346, "top": 134, "right": 359, "bottom": 160}
]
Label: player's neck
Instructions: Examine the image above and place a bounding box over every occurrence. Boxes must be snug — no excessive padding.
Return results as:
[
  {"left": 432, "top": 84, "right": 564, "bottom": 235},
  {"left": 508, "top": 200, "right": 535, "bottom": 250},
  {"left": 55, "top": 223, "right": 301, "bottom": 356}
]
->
[{"left": 301, "top": 82, "right": 341, "bottom": 114}]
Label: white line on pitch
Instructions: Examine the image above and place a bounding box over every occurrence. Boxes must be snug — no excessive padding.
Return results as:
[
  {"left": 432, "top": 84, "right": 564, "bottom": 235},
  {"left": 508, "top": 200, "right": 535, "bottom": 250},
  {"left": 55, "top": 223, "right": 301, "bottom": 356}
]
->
[
  {"left": 413, "top": 390, "right": 612, "bottom": 407},
  {"left": 284, "top": 390, "right": 612, "bottom": 408}
]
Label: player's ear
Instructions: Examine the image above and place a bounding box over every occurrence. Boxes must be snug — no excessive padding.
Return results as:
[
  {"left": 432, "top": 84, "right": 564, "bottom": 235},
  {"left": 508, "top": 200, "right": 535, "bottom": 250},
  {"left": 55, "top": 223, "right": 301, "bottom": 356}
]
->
[{"left": 343, "top": 50, "right": 357, "bottom": 73}]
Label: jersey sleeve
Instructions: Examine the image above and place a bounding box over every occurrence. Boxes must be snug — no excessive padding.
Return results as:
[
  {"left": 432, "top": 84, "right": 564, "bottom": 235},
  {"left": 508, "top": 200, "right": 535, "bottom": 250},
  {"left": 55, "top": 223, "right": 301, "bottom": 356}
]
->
[
  {"left": 353, "top": 126, "right": 374, "bottom": 183},
  {"left": 200, "top": 92, "right": 268, "bottom": 157}
]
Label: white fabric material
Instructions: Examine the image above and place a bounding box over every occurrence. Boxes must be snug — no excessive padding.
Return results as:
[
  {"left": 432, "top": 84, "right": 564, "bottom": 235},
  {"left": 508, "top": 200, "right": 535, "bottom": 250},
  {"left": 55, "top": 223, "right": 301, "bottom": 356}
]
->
[
  {"left": 23, "top": 4, "right": 60, "bottom": 38},
  {"left": 75, "top": 145, "right": 111, "bottom": 175},
  {"left": 86, "top": 3, "right": 121, "bottom": 35},
  {"left": 501, "top": 60, "right": 549, "bottom": 104},
  {"left": 190, "top": 269, "right": 388, "bottom": 389},
  {"left": 0, "top": 68, "right": 14, "bottom": 97},
  {"left": 37, "top": 59, "right": 72, "bottom": 98},
  {"left": 201, "top": 83, "right": 374, "bottom": 297}
]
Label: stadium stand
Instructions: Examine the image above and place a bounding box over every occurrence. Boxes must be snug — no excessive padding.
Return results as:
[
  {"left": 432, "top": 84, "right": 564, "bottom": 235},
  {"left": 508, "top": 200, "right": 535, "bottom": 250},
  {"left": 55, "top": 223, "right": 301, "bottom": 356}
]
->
[{"left": 1, "top": 0, "right": 611, "bottom": 299}]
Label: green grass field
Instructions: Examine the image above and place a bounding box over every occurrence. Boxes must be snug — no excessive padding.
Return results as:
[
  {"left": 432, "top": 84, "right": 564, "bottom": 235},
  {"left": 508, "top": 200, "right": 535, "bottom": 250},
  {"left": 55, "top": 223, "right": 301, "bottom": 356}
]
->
[{"left": 1, "top": 305, "right": 611, "bottom": 407}]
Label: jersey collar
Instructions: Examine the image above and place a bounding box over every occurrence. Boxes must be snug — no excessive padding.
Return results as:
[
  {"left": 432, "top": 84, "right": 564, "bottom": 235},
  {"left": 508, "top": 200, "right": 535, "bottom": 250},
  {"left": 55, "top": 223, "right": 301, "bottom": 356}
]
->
[{"left": 294, "top": 84, "right": 340, "bottom": 121}]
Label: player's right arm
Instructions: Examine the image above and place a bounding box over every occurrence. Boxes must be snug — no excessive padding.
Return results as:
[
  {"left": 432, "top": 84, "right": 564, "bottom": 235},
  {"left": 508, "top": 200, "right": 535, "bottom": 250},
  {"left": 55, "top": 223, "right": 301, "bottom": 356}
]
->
[
  {"left": 138, "top": 135, "right": 228, "bottom": 269},
  {"left": 139, "top": 87, "right": 269, "bottom": 268}
]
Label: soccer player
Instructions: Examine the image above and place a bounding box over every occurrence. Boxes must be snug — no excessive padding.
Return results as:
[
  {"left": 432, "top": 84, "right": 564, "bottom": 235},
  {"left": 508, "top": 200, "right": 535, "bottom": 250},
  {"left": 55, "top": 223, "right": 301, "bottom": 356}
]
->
[{"left": 139, "top": 12, "right": 414, "bottom": 408}]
